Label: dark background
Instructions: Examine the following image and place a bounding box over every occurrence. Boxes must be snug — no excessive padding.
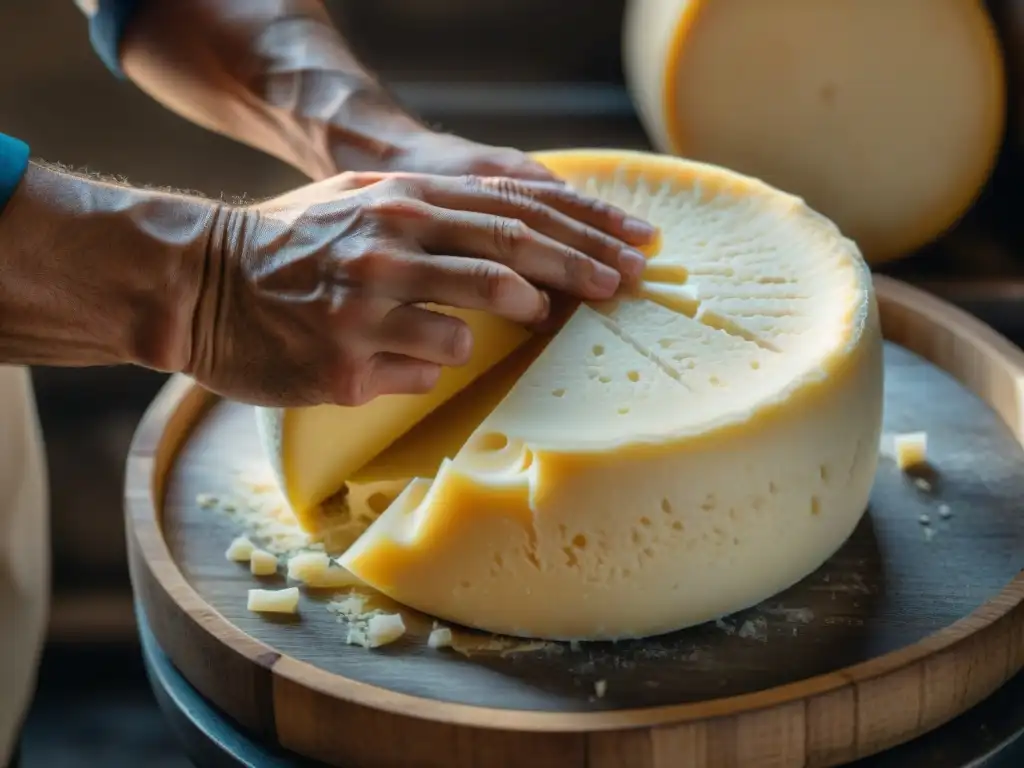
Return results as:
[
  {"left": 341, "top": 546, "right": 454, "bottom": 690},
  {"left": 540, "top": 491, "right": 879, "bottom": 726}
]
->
[{"left": 3, "top": 0, "right": 1024, "bottom": 765}]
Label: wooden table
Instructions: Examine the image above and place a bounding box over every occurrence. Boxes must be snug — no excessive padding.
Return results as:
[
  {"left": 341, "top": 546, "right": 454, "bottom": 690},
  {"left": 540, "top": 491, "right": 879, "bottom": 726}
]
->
[{"left": 137, "top": 600, "right": 1024, "bottom": 768}]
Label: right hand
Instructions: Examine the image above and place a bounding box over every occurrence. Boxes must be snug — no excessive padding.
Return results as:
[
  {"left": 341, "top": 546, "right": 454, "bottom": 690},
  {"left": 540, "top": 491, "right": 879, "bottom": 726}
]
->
[{"left": 186, "top": 171, "right": 657, "bottom": 407}]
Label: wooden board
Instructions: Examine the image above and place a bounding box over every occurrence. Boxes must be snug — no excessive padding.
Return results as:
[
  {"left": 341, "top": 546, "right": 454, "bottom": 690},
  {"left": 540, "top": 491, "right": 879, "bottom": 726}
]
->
[{"left": 126, "top": 276, "right": 1024, "bottom": 768}]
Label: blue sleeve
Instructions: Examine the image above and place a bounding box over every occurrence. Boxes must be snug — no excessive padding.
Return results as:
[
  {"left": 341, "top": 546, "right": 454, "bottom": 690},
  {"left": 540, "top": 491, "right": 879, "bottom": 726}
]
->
[
  {"left": 0, "top": 133, "right": 30, "bottom": 216},
  {"left": 83, "top": 0, "right": 147, "bottom": 79}
]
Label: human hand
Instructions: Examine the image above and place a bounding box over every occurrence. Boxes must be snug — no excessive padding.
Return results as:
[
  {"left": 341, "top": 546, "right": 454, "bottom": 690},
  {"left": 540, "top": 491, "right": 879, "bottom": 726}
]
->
[
  {"left": 379, "top": 130, "right": 561, "bottom": 182},
  {"left": 186, "top": 171, "right": 657, "bottom": 407}
]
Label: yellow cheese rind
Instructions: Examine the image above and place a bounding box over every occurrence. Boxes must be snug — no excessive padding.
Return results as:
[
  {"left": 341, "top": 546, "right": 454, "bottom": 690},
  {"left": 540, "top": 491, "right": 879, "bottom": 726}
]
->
[
  {"left": 255, "top": 306, "right": 530, "bottom": 525},
  {"left": 623, "top": 0, "right": 1006, "bottom": 263},
  {"left": 340, "top": 149, "right": 884, "bottom": 641}
]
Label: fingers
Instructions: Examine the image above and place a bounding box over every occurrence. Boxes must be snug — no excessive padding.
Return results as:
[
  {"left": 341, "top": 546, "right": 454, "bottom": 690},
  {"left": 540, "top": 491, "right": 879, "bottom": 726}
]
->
[
  {"left": 423, "top": 208, "right": 628, "bottom": 301},
  {"left": 331, "top": 352, "right": 441, "bottom": 405},
  {"left": 355, "top": 252, "right": 550, "bottom": 325},
  {"left": 375, "top": 304, "right": 475, "bottom": 365},
  {"left": 412, "top": 177, "right": 649, "bottom": 284}
]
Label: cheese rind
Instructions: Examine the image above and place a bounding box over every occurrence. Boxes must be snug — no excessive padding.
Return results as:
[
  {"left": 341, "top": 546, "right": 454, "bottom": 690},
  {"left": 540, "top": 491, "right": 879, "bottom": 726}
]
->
[
  {"left": 623, "top": 0, "right": 1006, "bottom": 263},
  {"left": 339, "top": 149, "right": 884, "bottom": 641}
]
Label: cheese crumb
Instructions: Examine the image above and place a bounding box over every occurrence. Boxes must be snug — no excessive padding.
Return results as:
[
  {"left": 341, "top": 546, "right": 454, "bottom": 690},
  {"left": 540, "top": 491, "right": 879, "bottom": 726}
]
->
[
  {"left": 918, "top": 513, "right": 930, "bottom": 525},
  {"left": 286, "top": 551, "right": 362, "bottom": 588},
  {"left": 247, "top": 587, "right": 299, "bottom": 614},
  {"left": 249, "top": 548, "right": 279, "bottom": 576},
  {"left": 428, "top": 626, "right": 454, "bottom": 649},
  {"left": 924, "top": 526, "right": 937, "bottom": 542},
  {"left": 913, "top": 477, "right": 932, "bottom": 493},
  {"left": 938, "top": 504, "right": 952, "bottom": 519},
  {"left": 196, "top": 493, "right": 218, "bottom": 508},
  {"left": 225, "top": 535, "right": 255, "bottom": 562},
  {"left": 347, "top": 613, "right": 406, "bottom": 649},
  {"left": 894, "top": 432, "right": 927, "bottom": 470},
  {"left": 594, "top": 680, "right": 608, "bottom": 698}
]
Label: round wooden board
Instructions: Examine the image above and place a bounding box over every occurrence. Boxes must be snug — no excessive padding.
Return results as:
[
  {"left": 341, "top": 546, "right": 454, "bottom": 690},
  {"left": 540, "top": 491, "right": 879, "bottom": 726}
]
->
[{"left": 126, "top": 276, "right": 1024, "bottom": 768}]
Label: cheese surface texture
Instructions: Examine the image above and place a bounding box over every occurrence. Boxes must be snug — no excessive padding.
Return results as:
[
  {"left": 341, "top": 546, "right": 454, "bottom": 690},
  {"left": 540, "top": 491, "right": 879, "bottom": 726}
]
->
[
  {"left": 623, "top": 0, "right": 1005, "bottom": 263},
  {"left": 336, "top": 149, "right": 884, "bottom": 641}
]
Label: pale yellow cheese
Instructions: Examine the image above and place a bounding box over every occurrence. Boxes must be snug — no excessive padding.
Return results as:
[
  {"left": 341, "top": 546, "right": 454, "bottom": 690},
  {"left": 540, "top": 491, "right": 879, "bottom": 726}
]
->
[
  {"left": 255, "top": 307, "right": 530, "bottom": 525},
  {"left": 623, "top": 0, "right": 1006, "bottom": 263},
  {"left": 894, "top": 431, "right": 928, "bottom": 470},
  {"left": 249, "top": 549, "right": 279, "bottom": 576},
  {"left": 285, "top": 551, "right": 363, "bottom": 589},
  {"left": 224, "top": 535, "right": 255, "bottom": 562},
  {"left": 338, "top": 149, "right": 884, "bottom": 641},
  {"left": 247, "top": 587, "right": 300, "bottom": 614},
  {"left": 352, "top": 613, "right": 406, "bottom": 649},
  {"left": 427, "top": 625, "right": 453, "bottom": 649}
]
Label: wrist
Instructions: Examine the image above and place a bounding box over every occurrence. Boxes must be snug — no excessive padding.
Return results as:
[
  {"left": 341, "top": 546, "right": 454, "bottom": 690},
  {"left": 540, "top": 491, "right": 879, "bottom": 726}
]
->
[{"left": 0, "top": 162, "right": 214, "bottom": 370}]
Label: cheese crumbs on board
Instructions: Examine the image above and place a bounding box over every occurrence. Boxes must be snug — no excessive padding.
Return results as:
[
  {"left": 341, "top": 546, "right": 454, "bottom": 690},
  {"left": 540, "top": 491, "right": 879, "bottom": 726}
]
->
[
  {"left": 224, "top": 535, "right": 255, "bottom": 562},
  {"left": 894, "top": 431, "right": 928, "bottom": 470},
  {"left": 247, "top": 587, "right": 300, "bottom": 614},
  {"left": 286, "top": 551, "right": 363, "bottom": 588},
  {"left": 249, "top": 548, "right": 279, "bottom": 576}
]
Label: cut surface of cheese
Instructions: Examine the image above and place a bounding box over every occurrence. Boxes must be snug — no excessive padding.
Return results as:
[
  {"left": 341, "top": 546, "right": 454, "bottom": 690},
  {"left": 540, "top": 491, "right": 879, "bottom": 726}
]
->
[
  {"left": 623, "top": 0, "right": 1006, "bottom": 263},
  {"left": 255, "top": 307, "right": 530, "bottom": 525},
  {"left": 338, "top": 149, "right": 884, "bottom": 641}
]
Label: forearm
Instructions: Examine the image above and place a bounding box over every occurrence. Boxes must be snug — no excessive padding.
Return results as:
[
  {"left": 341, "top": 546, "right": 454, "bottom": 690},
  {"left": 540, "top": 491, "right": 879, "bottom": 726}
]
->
[
  {"left": 0, "top": 162, "right": 212, "bottom": 370},
  {"left": 119, "top": 0, "right": 425, "bottom": 180}
]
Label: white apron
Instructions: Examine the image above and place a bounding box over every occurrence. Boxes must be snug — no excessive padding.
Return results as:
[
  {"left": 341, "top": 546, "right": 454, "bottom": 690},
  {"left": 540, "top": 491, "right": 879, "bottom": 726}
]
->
[{"left": 0, "top": 366, "right": 49, "bottom": 764}]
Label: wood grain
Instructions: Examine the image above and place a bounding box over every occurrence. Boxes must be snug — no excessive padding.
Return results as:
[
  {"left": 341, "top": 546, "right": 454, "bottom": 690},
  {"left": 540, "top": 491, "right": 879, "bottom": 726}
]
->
[{"left": 126, "top": 276, "right": 1024, "bottom": 767}]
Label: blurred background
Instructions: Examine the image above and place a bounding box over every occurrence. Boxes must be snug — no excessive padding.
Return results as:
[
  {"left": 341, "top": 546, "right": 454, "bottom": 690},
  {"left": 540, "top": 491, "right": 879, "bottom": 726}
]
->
[{"left": 3, "top": 0, "right": 1024, "bottom": 765}]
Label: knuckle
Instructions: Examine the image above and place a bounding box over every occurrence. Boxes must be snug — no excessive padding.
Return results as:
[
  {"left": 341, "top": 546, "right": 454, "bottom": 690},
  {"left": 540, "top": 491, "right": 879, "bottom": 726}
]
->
[
  {"left": 491, "top": 216, "right": 529, "bottom": 256},
  {"left": 345, "top": 249, "right": 392, "bottom": 283},
  {"left": 333, "top": 358, "right": 374, "bottom": 406},
  {"left": 362, "top": 196, "right": 428, "bottom": 221},
  {"left": 560, "top": 247, "right": 597, "bottom": 285},
  {"left": 444, "top": 320, "right": 473, "bottom": 363},
  {"left": 472, "top": 262, "right": 518, "bottom": 306}
]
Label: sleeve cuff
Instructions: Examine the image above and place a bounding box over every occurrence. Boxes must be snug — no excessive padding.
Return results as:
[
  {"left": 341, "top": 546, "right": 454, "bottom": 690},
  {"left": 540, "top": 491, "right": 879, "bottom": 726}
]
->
[
  {"left": 89, "top": 0, "right": 146, "bottom": 79},
  {"left": 0, "top": 133, "right": 30, "bottom": 215}
]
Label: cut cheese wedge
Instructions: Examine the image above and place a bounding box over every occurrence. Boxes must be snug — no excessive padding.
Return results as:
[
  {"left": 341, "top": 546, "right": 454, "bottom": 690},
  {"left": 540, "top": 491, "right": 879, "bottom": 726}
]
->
[
  {"left": 623, "top": 0, "right": 1006, "bottom": 263},
  {"left": 255, "top": 307, "right": 530, "bottom": 524},
  {"left": 337, "top": 149, "right": 884, "bottom": 641}
]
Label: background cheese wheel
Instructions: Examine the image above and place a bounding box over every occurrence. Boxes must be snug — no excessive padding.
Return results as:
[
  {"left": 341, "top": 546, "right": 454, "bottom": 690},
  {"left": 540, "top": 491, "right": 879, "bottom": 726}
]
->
[
  {"left": 340, "top": 149, "right": 885, "bottom": 642},
  {"left": 623, "top": 0, "right": 1007, "bottom": 264}
]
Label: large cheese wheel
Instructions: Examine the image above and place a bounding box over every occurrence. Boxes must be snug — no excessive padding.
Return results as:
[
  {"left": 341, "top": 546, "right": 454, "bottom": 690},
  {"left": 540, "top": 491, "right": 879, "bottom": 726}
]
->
[
  {"left": 623, "top": 0, "right": 1006, "bottom": 264},
  {"left": 335, "top": 149, "right": 884, "bottom": 642}
]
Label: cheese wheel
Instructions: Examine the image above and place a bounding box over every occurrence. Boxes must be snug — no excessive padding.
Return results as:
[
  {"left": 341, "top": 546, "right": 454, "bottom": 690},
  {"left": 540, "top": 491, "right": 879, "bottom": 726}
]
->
[
  {"left": 338, "top": 149, "right": 884, "bottom": 641},
  {"left": 623, "top": 0, "right": 1006, "bottom": 263}
]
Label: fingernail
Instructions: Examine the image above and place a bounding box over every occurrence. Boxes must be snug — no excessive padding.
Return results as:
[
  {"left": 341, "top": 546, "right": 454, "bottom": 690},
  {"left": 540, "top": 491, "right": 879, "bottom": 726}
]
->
[
  {"left": 619, "top": 249, "right": 648, "bottom": 279},
  {"left": 592, "top": 265, "right": 622, "bottom": 294},
  {"left": 623, "top": 216, "right": 657, "bottom": 239},
  {"left": 538, "top": 290, "right": 552, "bottom": 319}
]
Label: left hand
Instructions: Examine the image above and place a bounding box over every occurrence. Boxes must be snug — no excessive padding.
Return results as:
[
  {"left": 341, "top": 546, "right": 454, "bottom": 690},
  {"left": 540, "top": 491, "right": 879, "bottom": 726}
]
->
[{"left": 380, "top": 130, "right": 562, "bottom": 183}]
